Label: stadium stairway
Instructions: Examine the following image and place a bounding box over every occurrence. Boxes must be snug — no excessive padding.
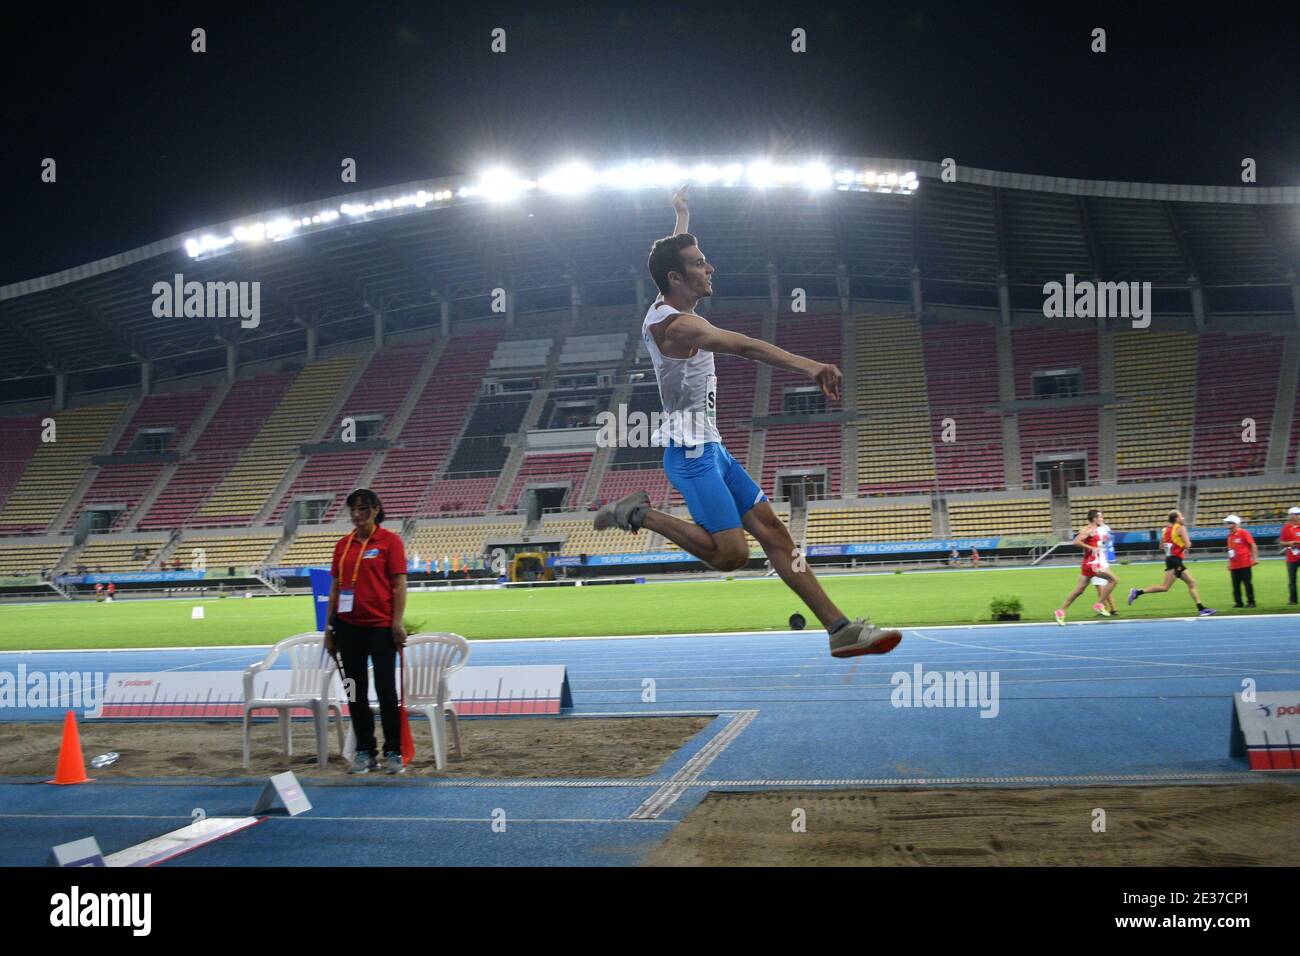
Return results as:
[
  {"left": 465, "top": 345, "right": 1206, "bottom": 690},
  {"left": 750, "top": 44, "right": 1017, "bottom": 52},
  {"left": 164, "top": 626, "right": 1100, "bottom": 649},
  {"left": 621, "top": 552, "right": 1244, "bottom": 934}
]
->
[
  {"left": 1266, "top": 333, "right": 1299, "bottom": 471},
  {"left": 122, "top": 381, "right": 230, "bottom": 533},
  {"left": 583, "top": 380, "right": 632, "bottom": 506},
  {"left": 488, "top": 387, "right": 551, "bottom": 512}
]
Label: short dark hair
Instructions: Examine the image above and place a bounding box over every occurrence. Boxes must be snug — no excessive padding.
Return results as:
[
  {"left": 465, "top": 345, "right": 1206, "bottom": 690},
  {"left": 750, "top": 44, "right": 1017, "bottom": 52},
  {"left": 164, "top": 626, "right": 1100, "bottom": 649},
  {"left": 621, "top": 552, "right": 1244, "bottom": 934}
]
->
[
  {"left": 1168, "top": 511, "right": 1181, "bottom": 524},
  {"left": 1087, "top": 509, "right": 1101, "bottom": 522},
  {"left": 345, "top": 488, "right": 385, "bottom": 524},
  {"left": 648, "top": 233, "right": 698, "bottom": 296}
]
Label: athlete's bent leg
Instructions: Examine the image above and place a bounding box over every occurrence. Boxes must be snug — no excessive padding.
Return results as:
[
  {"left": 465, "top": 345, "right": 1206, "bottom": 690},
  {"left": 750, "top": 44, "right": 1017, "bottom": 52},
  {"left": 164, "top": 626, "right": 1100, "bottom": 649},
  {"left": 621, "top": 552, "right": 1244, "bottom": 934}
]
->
[{"left": 640, "top": 509, "right": 749, "bottom": 571}]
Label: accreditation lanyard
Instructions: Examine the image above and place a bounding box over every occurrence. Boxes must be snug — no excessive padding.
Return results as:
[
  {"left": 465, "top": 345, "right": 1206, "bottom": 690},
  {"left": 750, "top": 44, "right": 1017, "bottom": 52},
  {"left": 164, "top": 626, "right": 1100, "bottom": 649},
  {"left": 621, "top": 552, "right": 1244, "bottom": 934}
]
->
[{"left": 337, "top": 530, "right": 374, "bottom": 613}]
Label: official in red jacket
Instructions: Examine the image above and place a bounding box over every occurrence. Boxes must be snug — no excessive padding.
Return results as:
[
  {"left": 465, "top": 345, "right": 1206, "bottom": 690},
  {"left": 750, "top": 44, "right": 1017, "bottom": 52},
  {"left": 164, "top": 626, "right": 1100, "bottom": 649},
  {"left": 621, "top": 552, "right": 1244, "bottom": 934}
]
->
[
  {"left": 1223, "top": 514, "right": 1258, "bottom": 609},
  {"left": 324, "top": 489, "right": 408, "bottom": 774}
]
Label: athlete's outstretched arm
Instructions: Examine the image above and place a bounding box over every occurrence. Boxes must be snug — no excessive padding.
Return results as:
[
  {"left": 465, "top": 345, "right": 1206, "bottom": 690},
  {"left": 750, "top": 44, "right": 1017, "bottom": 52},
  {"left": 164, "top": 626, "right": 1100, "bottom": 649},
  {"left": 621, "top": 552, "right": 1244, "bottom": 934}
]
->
[
  {"left": 671, "top": 184, "right": 690, "bottom": 236},
  {"left": 660, "top": 312, "right": 843, "bottom": 400}
]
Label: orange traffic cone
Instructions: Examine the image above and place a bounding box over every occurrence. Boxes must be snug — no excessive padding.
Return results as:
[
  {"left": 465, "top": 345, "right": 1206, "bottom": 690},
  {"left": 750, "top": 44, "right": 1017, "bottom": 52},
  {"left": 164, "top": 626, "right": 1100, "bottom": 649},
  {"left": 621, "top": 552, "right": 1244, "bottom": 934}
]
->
[{"left": 47, "top": 710, "right": 92, "bottom": 785}]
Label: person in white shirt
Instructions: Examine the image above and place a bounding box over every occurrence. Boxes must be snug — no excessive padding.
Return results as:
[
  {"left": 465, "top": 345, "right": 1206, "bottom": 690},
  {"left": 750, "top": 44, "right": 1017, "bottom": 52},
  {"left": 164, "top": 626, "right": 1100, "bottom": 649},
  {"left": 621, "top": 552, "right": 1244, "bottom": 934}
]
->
[{"left": 594, "top": 185, "right": 901, "bottom": 659}]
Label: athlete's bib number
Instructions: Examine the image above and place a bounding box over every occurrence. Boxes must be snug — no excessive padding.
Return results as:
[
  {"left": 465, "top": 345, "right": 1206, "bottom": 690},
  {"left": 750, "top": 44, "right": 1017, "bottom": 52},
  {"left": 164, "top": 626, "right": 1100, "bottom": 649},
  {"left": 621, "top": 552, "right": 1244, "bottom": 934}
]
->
[{"left": 705, "top": 374, "right": 717, "bottom": 425}]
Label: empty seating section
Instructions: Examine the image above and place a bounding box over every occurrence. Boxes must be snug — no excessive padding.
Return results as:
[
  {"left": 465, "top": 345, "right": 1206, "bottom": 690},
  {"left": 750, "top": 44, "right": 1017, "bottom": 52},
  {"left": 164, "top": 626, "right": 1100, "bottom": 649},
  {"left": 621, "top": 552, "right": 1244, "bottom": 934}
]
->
[
  {"left": 1291, "top": 386, "right": 1300, "bottom": 472},
  {"left": 855, "top": 315, "right": 935, "bottom": 491},
  {"left": 75, "top": 536, "right": 170, "bottom": 572},
  {"left": 269, "top": 451, "right": 373, "bottom": 523},
  {"left": 276, "top": 529, "right": 343, "bottom": 568},
  {"left": 710, "top": 314, "right": 762, "bottom": 454},
  {"left": 489, "top": 338, "right": 552, "bottom": 371},
  {"left": 1068, "top": 491, "right": 1179, "bottom": 531},
  {"left": 597, "top": 467, "right": 673, "bottom": 509},
  {"left": 508, "top": 453, "right": 593, "bottom": 508},
  {"left": 559, "top": 333, "right": 626, "bottom": 366},
  {"left": 113, "top": 390, "right": 211, "bottom": 454},
  {"left": 609, "top": 385, "right": 664, "bottom": 468},
  {"left": 1191, "top": 333, "right": 1279, "bottom": 477},
  {"left": 0, "top": 403, "right": 126, "bottom": 534},
  {"left": 1196, "top": 485, "right": 1300, "bottom": 524},
  {"left": 368, "top": 327, "right": 502, "bottom": 516},
  {"left": 762, "top": 423, "right": 842, "bottom": 498},
  {"left": 408, "top": 523, "right": 521, "bottom": 563},
  {"left": 761, "top": 315, "right": 843, "bottom": 497},
  {"left": 174, "top": 533, "right": 279, "bottom": 571},
  {"left": 0, "top": 414, "right": 44, "bottom": 509},
  {"left": 922, "top": 321, "right": 1003, "bottom": 490},
  {"left": 66, "top": 462, "right": 167, "bottom": 531},
  {"left": 947, "top": 498, "right": 1052, "bottom": 537},
  {"left": 460, "top": 396, "right": 531, "bottom": 440},
  {"left": 1114, "top": 331, "right": 1197, "bottom": 478},
  {"left": 423, "top": 476, "right": 500, "bottom": 515},
  {"left": 540, "top": 518, "right": 652, "bottom": 556},
  {"left": 325, "top": 345, "right": 426, "bottom": 439},
  {"left": 538, "top": 388, "right": 612, "bottom": 430},
  {"left": 139, "top": 372, "right": 295, "bottom": 530},
  {"left": 1012, "top": 328, "right": 1100, "bottom": 484},
  {"left": 443, "top": 437, "right": 510, "bottom": 476},
  {"left": 197, "top": 356, "right": 357, "bottom": 524},
  {"left": 0, "top": 542, "right": 69, "bottom": 577},
  {"left": 806, "top": 505, "right": 933, "bottom": 544}
]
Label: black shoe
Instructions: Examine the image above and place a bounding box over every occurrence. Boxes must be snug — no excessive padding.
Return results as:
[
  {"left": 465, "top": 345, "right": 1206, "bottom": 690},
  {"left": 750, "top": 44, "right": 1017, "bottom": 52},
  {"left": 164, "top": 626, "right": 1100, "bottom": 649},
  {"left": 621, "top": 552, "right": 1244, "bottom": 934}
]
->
[
  {"left": 1233, "top": 604, "right": 1245, "bottom": 609},
  {"left": 1246, "top": 603, "right": 1256, "bottom": 609}
]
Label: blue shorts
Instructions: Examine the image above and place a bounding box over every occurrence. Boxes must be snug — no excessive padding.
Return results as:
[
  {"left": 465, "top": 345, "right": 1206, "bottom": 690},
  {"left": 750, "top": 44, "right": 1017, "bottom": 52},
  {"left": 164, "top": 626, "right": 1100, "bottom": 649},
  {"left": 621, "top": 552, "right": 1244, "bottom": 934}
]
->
[{"left": 663, "top": 442, "right": 767, "bottom": 534}]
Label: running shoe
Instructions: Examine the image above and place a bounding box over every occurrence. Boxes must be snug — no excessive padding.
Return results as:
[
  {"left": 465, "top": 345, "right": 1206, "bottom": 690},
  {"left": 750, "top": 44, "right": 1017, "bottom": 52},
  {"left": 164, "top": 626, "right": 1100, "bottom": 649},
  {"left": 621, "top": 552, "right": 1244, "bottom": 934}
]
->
[
  {"left": 829, "top": 619, "right": 902, "bottom": 658},
  {"left": 1054, "top": 609, "right": 1066, "bottom": 626},
  {"left": 349, "top": 751, "right": 377, "bottom": 774},
  {"left": 1127, "top": 588, "right": 1139, "bottom": 606},
  {"left": 593, "top": 490, "right": 650, "bottom": 533},
  {"left": 1092, "top": 602, "right": 1111, "bottom": 617},
  {"left": 384, "top": 752, "right": 405, "bottom": 775},
  {"left": 1198, "top": 607, "right": 1217, "bottom": 617}
]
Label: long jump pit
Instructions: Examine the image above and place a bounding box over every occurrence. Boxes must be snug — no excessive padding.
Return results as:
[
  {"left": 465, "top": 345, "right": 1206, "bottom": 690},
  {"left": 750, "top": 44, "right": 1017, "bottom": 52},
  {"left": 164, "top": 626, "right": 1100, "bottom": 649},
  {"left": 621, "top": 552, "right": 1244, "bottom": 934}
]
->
[
  {"left": 646, "top": 783, "right": 1300, "bottom": 866},
  {"left": 1, "top": 716, "right": 714, "bottom": 779}
]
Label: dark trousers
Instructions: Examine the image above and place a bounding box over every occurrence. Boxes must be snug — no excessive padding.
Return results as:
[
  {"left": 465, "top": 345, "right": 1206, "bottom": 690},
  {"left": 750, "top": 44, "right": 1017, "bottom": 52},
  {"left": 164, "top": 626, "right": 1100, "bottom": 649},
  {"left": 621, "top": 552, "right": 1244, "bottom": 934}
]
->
[
  {"left": 336, "top": 619, "right": 400, "bottom": 756},
  {"left": 1288, "top": 562, "right": 1298, "bottom": 603},
  {"left": 1230, "top": 567, "right": 1255, "bottom": 607}
]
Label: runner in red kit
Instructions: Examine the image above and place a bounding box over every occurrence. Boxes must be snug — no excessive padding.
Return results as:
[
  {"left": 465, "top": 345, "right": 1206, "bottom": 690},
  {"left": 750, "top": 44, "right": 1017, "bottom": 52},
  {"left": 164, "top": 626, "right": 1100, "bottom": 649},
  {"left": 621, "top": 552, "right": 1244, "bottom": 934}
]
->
[
  {"left": 1127, "top": 510, "right": 1215, "bottom": 616},
  {"left": 1054, "top": 509, "right": 1119, "bottom": 625}
]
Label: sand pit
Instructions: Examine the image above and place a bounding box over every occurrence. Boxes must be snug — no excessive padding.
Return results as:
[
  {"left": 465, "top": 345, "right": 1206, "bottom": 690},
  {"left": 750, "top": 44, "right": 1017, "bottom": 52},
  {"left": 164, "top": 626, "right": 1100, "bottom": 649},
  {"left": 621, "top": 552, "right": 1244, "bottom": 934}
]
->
[
  {"left": 2, "top": 716, "right": 713, "bottom": 779},
  {"left": 647, "top": 783, "right": 1300, "bottom": 866}
]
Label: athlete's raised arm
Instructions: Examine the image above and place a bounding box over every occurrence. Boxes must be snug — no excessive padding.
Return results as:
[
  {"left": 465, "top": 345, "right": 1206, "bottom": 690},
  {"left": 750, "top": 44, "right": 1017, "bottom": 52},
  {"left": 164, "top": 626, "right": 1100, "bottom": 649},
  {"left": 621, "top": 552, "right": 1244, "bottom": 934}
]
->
[
  {"left": 671, "top": 183, "right": 690, "bottom": 236},
  {"left": 659, "top": 312, "right": 843, "bottom": 401}
]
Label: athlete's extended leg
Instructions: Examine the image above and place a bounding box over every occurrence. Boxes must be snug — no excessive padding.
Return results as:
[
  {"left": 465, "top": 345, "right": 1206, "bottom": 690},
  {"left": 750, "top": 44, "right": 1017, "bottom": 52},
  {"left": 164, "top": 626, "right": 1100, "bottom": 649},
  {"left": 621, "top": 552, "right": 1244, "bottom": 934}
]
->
[
  {"left": 741, "top": 501, "right": 840, "bottom": 628},
  {"left": 1056, "top": 575, "right": 1091, "bottom": 623},
  {"left": 640, "top": 509, "right": 749, "bottom": 571}
]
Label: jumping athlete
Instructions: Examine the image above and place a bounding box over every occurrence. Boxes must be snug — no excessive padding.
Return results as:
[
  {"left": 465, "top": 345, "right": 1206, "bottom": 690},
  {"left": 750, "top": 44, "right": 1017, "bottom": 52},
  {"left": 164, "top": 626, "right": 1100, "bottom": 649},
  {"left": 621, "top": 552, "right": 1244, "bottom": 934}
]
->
[
  {"left": 594, "top": 185, "right": 901, "bottom": 658},
  {"left": 1054, "top": 509, "right": 1119, "bottom": 624},
  {"left": 1127, "top": 511, "right": 1215, "bottom": 616}
]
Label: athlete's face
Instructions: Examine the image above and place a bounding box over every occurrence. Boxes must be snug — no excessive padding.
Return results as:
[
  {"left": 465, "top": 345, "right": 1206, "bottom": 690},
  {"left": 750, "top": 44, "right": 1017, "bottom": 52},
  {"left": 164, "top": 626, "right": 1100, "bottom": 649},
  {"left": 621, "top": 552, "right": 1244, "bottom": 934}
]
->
[{"left": 673, "top": 245, "right": 714, "bottom": 298}]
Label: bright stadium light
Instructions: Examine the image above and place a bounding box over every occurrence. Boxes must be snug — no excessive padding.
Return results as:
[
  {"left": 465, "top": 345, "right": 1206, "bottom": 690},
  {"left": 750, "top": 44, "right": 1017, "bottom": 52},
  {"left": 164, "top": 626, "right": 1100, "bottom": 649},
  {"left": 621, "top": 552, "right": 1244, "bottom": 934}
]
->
[
  {"left": 538, "top": 162, "right": 596, "bottom": 194},
  {"left": 477, "top": 167, "right": 531, "bottom": 202},
  {"left": 691, "top": 163, "right": 721, "bottom": 184},
  {"left": 746, "top": 160, "right": 776, "bottom": 189},
  {"left": 802, "top": 162, "right": 833, "bottom": 190}
]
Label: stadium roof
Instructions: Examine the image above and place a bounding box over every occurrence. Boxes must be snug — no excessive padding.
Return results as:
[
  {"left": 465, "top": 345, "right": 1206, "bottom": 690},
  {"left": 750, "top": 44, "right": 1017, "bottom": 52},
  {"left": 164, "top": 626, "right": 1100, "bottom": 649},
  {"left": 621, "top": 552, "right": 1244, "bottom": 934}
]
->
[{"left": 2, "top": 157, "right": 1297, "bottom": 389}]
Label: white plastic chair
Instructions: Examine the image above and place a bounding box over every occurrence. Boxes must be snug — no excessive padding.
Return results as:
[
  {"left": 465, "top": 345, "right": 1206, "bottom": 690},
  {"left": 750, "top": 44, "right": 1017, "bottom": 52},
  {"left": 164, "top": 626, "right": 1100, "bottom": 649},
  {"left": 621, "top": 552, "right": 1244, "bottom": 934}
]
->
[
  {"left": 242, "top": 632, "right": 345, "bottom": 769},
  {"left": 401, "top": 633, "right": 471, "bottom": 769}
]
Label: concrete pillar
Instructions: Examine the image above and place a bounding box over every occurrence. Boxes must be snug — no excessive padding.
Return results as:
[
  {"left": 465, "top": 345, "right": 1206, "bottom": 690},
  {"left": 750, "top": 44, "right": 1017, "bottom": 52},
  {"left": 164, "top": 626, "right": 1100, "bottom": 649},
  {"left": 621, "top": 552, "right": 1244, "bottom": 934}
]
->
[
  {"left": 372, "top": 309, "right": 384, "bottom": 349},
  {"left": 635, "top": 277, "right": 647, "bottom": 313},
  {"left": 997, "top": 273, "right": 1011, "bottom": 325},
  {"left": 54, "top": 372, "right": 66, "bottom": 411},
  {"left": 505, "top": 285, "right": 516, "bottom": 327},
  {"left": 1290, "top": 272, "right": 1300, "bottom": 331},
  {"left": 766, "top": 263, "right": 780, "bottom": 315},
  {"left": 226, "top": 342, "right": 237, "bottom": 382},
  {"left": 911, "top": 266, "right": 923, "bottom": 316},
  {"left": 1189, "top": 276, "right": 1205, "bottom": 330},
  {"left": 570, "top": 282, "right": 582, "bottom": 325},
  {"left": 836, "top": 263, "right": 851, "bottom": 317},
  {"left": 305, "top": 324, "right": 318, "bottom": 361},
  {"left": 140, "top": 359, "right": 153, "bottom": 397},
  {"left": 440, "top": 300, "right": 451, "bottom": 337}
]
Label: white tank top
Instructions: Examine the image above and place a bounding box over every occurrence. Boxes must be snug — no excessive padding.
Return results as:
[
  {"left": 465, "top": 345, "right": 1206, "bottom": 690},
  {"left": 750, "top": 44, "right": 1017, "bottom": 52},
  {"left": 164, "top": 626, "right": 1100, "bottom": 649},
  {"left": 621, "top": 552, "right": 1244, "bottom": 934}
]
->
[{"left": 642, "top": 301, "right": 722, "bottom": 446}]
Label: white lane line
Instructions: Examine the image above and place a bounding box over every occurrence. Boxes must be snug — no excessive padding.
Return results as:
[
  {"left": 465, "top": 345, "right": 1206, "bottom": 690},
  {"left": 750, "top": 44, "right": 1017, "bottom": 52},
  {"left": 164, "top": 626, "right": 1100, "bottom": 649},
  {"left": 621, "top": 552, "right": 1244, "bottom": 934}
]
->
[
  {"left": 0, "top": 813, "right": 672, "bottom": 825},
  {"left": 629, "top": 709, "right": 758, "bottom": 820},
  {"left": 910, "top": 629, "right": 1300, "bottom": 675}
]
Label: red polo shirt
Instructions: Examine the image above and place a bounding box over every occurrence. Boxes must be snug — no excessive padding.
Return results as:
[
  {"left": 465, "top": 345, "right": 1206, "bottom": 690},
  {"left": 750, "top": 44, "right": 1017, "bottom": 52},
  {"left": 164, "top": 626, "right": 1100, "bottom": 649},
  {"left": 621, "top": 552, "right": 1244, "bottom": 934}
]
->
[
  {"left": 330, "top": 525, "right": 407, "bottom": 627},
  {"left": 1226, "top": 527, "right": 1256, "bottom": 571},
  {"left": 1282, "top": 522, "right": 1300, "bottom": 564}
]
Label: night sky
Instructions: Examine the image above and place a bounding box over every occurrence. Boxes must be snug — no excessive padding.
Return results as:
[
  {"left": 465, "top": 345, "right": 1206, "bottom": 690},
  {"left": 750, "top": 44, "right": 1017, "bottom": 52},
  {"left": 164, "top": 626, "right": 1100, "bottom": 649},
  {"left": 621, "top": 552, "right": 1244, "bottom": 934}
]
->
[{"left": 3, "top": 1, "right": 1296, "bottom": 286}]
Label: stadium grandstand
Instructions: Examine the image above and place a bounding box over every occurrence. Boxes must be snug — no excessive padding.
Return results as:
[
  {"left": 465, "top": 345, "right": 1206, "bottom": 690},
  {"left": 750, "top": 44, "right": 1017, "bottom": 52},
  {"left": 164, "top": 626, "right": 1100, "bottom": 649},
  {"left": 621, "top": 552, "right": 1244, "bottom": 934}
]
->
[{"left": 1, "top": 157, "right": 1298, "bottom": 597}]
